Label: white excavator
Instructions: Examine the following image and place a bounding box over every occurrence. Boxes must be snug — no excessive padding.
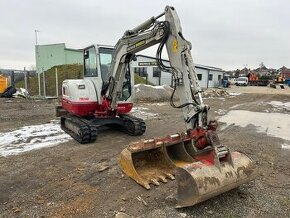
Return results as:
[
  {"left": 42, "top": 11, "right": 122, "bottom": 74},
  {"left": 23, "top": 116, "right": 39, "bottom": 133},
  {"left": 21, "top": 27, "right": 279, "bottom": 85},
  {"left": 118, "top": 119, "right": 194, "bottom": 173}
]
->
[{"left": 57, "top": 6, "right": 255, "bottom": 208}]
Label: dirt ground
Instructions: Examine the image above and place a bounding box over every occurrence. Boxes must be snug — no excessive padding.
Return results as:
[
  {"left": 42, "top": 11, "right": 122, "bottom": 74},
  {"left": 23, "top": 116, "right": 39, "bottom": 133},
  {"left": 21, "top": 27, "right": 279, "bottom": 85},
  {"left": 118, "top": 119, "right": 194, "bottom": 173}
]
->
[{"left": 0, "top": 86, "right": 290, "bottom": 218}]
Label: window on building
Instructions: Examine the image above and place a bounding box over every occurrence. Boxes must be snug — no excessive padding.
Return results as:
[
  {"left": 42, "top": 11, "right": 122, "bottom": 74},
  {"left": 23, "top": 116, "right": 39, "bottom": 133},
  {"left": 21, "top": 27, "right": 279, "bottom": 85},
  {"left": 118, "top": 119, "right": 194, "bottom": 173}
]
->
[
  {"left": 197, "top": 74, "right": 202, "bottom": 80},
  {"left": 209, "top": 74, "right": 213, "bottom": 81},
  {"left": 134, "top": 67, "right": 147, "bottom": 77},
  {"left": 218, "top": 75, "right": 222, "bottom": 81},
  {"left": 153, "top": 67, "right": 161, "bottom": 78}
]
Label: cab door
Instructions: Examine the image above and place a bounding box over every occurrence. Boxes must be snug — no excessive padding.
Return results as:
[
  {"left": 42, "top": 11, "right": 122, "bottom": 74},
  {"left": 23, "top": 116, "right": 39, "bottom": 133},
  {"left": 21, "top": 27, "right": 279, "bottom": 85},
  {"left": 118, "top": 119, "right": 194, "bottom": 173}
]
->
[{"left": 83, "top": 45, "right": 103, "bottom": 102}]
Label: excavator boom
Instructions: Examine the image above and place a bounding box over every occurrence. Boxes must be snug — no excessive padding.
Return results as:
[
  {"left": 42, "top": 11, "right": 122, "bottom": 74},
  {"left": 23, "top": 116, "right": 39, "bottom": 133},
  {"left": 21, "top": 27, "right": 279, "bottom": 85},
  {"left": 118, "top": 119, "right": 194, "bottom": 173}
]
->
[{"left": 118, "top": 6, "right": 256, "bottom": 208}]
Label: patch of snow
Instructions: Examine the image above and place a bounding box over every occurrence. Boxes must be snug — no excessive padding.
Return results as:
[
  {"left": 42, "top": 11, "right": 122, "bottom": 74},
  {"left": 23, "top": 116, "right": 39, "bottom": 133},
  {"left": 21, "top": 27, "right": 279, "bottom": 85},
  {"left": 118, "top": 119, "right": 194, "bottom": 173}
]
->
[
  {"left": 149, "top": 102, "right": 167, "bottom": 106},
  {"left": 134, "top": 84, "right": 175, "bottom": 102},
  {"left": 268, "top": 101, "right": 290, "bottom": 112},
  {"left": 134, "top": 84, "right": 167, "bottom": 90},
  {"left": 229, "top": 92, "right": 242, "bottom": 96},
  {"left": 219, "top": 110, "right": 290, "bottom": 141},
  {"left": 130, "top": 107, "right": 158, "bottom": 120},
  {"left": 215, "top": 109, "right": 227, "bottom": 115},
  {"left": 230, "top": 103, "right": 245, "bottom": 109},
  {"left": 0, "top": 121, "right": 71, "bottom": 157},
  {"left": 281, "top": 144, "right": 290, "bottom": 149},
  {"left": 154, "top": 85, "right": 167, "bottom": 90}
]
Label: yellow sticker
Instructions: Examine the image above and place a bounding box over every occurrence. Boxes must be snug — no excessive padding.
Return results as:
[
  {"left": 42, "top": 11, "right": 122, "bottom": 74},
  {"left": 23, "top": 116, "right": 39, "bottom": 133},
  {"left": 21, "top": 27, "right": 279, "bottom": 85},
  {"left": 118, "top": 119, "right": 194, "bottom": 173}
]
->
[
  {"left": 136, "top": 40, "right": 145, "bottom": 47},
  {"left": 172, "top": 39, "right": 178, "bottom": 53}
]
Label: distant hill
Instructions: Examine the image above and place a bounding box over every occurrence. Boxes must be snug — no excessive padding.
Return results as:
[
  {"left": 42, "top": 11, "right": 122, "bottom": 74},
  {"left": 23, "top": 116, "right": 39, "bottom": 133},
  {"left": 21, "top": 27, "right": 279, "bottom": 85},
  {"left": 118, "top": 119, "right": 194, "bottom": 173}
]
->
[{"left": 16, "top": 64, "right": 152, "bottom": 96}]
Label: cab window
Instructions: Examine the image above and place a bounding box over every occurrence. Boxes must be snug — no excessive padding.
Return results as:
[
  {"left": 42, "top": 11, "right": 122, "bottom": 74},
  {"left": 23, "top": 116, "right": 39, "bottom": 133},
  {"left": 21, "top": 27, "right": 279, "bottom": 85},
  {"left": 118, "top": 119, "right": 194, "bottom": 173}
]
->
[
  {"left": 84, "top": 47, "right": 97, "bottom": 77},
  {"left": 120, "top": 67, "right": 132, "bottom": 101},
  {"left": 99, "top": 47, "right": 113, "bottom": 81}
]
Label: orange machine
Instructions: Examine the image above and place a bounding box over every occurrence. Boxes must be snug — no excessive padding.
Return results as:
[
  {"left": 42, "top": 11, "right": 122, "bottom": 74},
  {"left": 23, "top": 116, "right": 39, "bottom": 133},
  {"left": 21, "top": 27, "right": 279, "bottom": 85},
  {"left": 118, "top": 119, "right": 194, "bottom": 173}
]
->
[
  {"left": 0, "top": 74, "right": 8, "bottom": 94},
  {"left": 248, "top": 72, "right": 258, "bottom": 81},
  {"left": 247, "top": 72, "right": 269, "bottom": 86}
]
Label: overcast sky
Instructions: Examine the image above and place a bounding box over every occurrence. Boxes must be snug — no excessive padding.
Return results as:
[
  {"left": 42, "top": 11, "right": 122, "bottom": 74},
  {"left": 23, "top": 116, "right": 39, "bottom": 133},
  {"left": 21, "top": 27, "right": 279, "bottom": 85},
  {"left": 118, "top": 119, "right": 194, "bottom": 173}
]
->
[{"left": 0, "top": 0, "right": 289, "bottom": 70}]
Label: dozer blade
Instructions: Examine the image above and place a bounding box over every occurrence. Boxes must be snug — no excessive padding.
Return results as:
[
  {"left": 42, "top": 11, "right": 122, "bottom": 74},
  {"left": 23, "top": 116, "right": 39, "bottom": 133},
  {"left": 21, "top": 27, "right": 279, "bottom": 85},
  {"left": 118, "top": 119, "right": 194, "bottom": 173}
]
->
[{"left": 119, "top": 130, "right": 256, "bottom": 208}]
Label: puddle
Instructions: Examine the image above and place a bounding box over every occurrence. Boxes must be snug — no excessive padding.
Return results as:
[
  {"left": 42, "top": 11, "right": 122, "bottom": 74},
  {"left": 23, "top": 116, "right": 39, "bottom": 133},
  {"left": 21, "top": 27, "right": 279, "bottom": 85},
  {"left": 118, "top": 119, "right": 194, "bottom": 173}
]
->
[
  {"left": 219, "top": 110, "right": 290, "bottom": 141},
  {"left": 267, "top": 101, "right": 290, "bottom": 112}
]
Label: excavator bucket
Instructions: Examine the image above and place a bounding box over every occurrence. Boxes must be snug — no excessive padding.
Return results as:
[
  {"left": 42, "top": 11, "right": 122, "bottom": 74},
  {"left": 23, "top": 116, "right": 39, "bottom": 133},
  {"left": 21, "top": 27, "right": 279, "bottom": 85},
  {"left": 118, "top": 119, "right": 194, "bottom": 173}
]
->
[
  {"left": 175, "top": 151, "right": 255, "bottom": 208},
  {"left": 119, "top": 137, "right": 176, "bottom": 189},
  {"left": 119, "top": 129, "right": 256, "bottom": 208}
]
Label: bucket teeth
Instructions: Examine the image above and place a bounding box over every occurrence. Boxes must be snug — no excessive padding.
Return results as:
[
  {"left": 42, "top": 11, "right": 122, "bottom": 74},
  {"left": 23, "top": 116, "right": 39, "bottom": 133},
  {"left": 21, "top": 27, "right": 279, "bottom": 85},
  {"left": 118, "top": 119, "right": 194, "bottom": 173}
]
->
[
  {"left": 158, "top": 175, "right": 168, "bottom": 183},
  {"left": 143, "top": 183, "right": 150, "bottom": 190},
  {"left": 150, "top": 179, "right": 160, "bottom": 186},
  {"left": 165, "top": 173, "right": 175, "bottom": 180}
]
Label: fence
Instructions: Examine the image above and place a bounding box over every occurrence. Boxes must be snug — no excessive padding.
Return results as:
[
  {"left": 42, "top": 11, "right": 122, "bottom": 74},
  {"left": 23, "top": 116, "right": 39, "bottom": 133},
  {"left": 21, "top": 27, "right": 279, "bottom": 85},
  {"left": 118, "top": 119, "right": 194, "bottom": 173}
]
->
[{"left": 13, "top": 64, "right": 82, "bottom": 97}]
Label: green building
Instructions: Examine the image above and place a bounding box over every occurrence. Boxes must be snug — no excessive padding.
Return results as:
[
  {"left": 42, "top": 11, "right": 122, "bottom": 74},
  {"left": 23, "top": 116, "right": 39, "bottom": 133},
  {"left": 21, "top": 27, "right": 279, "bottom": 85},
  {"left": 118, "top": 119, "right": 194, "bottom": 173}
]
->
[{"left": 35, "top": 43, "right": 83, "bottom": 73}]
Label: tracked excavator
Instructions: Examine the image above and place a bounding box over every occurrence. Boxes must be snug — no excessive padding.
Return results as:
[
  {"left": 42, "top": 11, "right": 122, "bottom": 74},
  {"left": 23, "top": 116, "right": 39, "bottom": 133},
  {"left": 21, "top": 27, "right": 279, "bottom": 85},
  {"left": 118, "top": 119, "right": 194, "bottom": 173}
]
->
[
  {"left": 58, "top": 5, "right": 256, "bottom": 208},
  {"left": 57, "top": 44, "right": 146, "bottom": 143}
]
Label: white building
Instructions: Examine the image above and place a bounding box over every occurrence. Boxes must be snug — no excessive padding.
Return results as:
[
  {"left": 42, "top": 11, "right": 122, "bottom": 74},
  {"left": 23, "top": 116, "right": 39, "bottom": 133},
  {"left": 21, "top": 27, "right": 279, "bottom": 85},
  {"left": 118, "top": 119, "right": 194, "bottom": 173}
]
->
[{"left": 131, "top": 55, "right": 224, "bottom": 88}]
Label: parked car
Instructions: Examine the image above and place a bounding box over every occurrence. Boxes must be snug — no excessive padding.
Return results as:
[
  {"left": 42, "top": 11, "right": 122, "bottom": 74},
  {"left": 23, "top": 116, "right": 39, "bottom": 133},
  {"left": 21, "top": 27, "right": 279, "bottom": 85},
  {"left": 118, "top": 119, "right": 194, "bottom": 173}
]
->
[
  {"left": 228, "top": 78, "right": 237, "bottom": 85},
  {"left": 236, "top": 77, "right": 248, "bottom": 86}
]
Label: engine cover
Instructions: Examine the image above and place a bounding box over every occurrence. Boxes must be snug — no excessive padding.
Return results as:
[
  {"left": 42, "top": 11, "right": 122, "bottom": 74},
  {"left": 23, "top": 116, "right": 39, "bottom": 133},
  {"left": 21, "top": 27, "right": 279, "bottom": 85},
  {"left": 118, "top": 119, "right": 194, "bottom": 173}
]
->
[{"left": 62, "top": 79, "right": 98, "bottom": 116}]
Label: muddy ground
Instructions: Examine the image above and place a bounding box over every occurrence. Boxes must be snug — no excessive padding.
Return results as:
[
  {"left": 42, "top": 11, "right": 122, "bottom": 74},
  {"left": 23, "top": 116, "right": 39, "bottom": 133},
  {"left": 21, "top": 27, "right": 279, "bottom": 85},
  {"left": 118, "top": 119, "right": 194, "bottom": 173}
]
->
[{"left": 0, "top": 87, "right": 290, "bottom": 218}]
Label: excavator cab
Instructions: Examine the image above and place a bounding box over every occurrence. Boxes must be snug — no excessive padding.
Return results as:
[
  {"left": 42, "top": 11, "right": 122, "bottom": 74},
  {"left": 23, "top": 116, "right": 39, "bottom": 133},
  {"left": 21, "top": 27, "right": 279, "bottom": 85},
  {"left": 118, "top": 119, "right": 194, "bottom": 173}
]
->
[{"left": 83, "top": 45, "right": 133, "bottom": 102}]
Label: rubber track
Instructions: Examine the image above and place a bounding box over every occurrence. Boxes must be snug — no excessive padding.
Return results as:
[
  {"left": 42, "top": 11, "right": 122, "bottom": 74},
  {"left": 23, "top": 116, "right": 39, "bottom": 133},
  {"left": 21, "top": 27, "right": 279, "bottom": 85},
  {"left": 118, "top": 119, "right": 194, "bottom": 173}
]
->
[
  {"left": 120, "top": 114, "right": 146, "bottom": 136},
  {"left": 61, "top": 116, "right": 97, "bottom": 144}
]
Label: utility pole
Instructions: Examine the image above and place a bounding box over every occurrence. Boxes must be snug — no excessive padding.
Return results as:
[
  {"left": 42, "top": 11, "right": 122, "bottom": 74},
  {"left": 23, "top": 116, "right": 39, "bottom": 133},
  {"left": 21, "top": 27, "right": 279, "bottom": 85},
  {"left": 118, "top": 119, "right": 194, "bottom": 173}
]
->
[
  {"left": 35, "top": 30, "right": 40, "bottom": 45},
  {"left": 35, "top": 29, "right": 40, "bottom": 95}
]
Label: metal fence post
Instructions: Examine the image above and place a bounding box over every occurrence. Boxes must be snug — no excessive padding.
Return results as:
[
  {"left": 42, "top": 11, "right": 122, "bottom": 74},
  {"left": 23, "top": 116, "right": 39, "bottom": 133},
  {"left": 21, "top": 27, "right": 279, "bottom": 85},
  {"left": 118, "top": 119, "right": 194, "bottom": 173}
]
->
[
  {"left": 24, "top": 67, "right": 28, "bottom": 90},
  {"left": 43, "top": 68, "right": 46, "bottom": 97},
  {"left": 38, "top": 71, "right": 41, "bottom": 96},
  {"left": 27, "top": 71, "right": 30, "bottom": 93},
  {"left": 55, "top": 68, "right": 59, "bottom": 97}
]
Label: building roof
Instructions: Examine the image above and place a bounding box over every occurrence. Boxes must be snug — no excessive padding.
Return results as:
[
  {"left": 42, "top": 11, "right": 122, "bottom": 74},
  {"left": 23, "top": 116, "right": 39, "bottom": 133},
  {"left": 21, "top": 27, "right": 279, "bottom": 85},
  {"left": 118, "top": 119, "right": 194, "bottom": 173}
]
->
[
  {"left": 281, "top": 68, "right": 290, "bottom": 75},
  {"left": 135, "top": 54, "right": 224, "bottom": 72}
]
